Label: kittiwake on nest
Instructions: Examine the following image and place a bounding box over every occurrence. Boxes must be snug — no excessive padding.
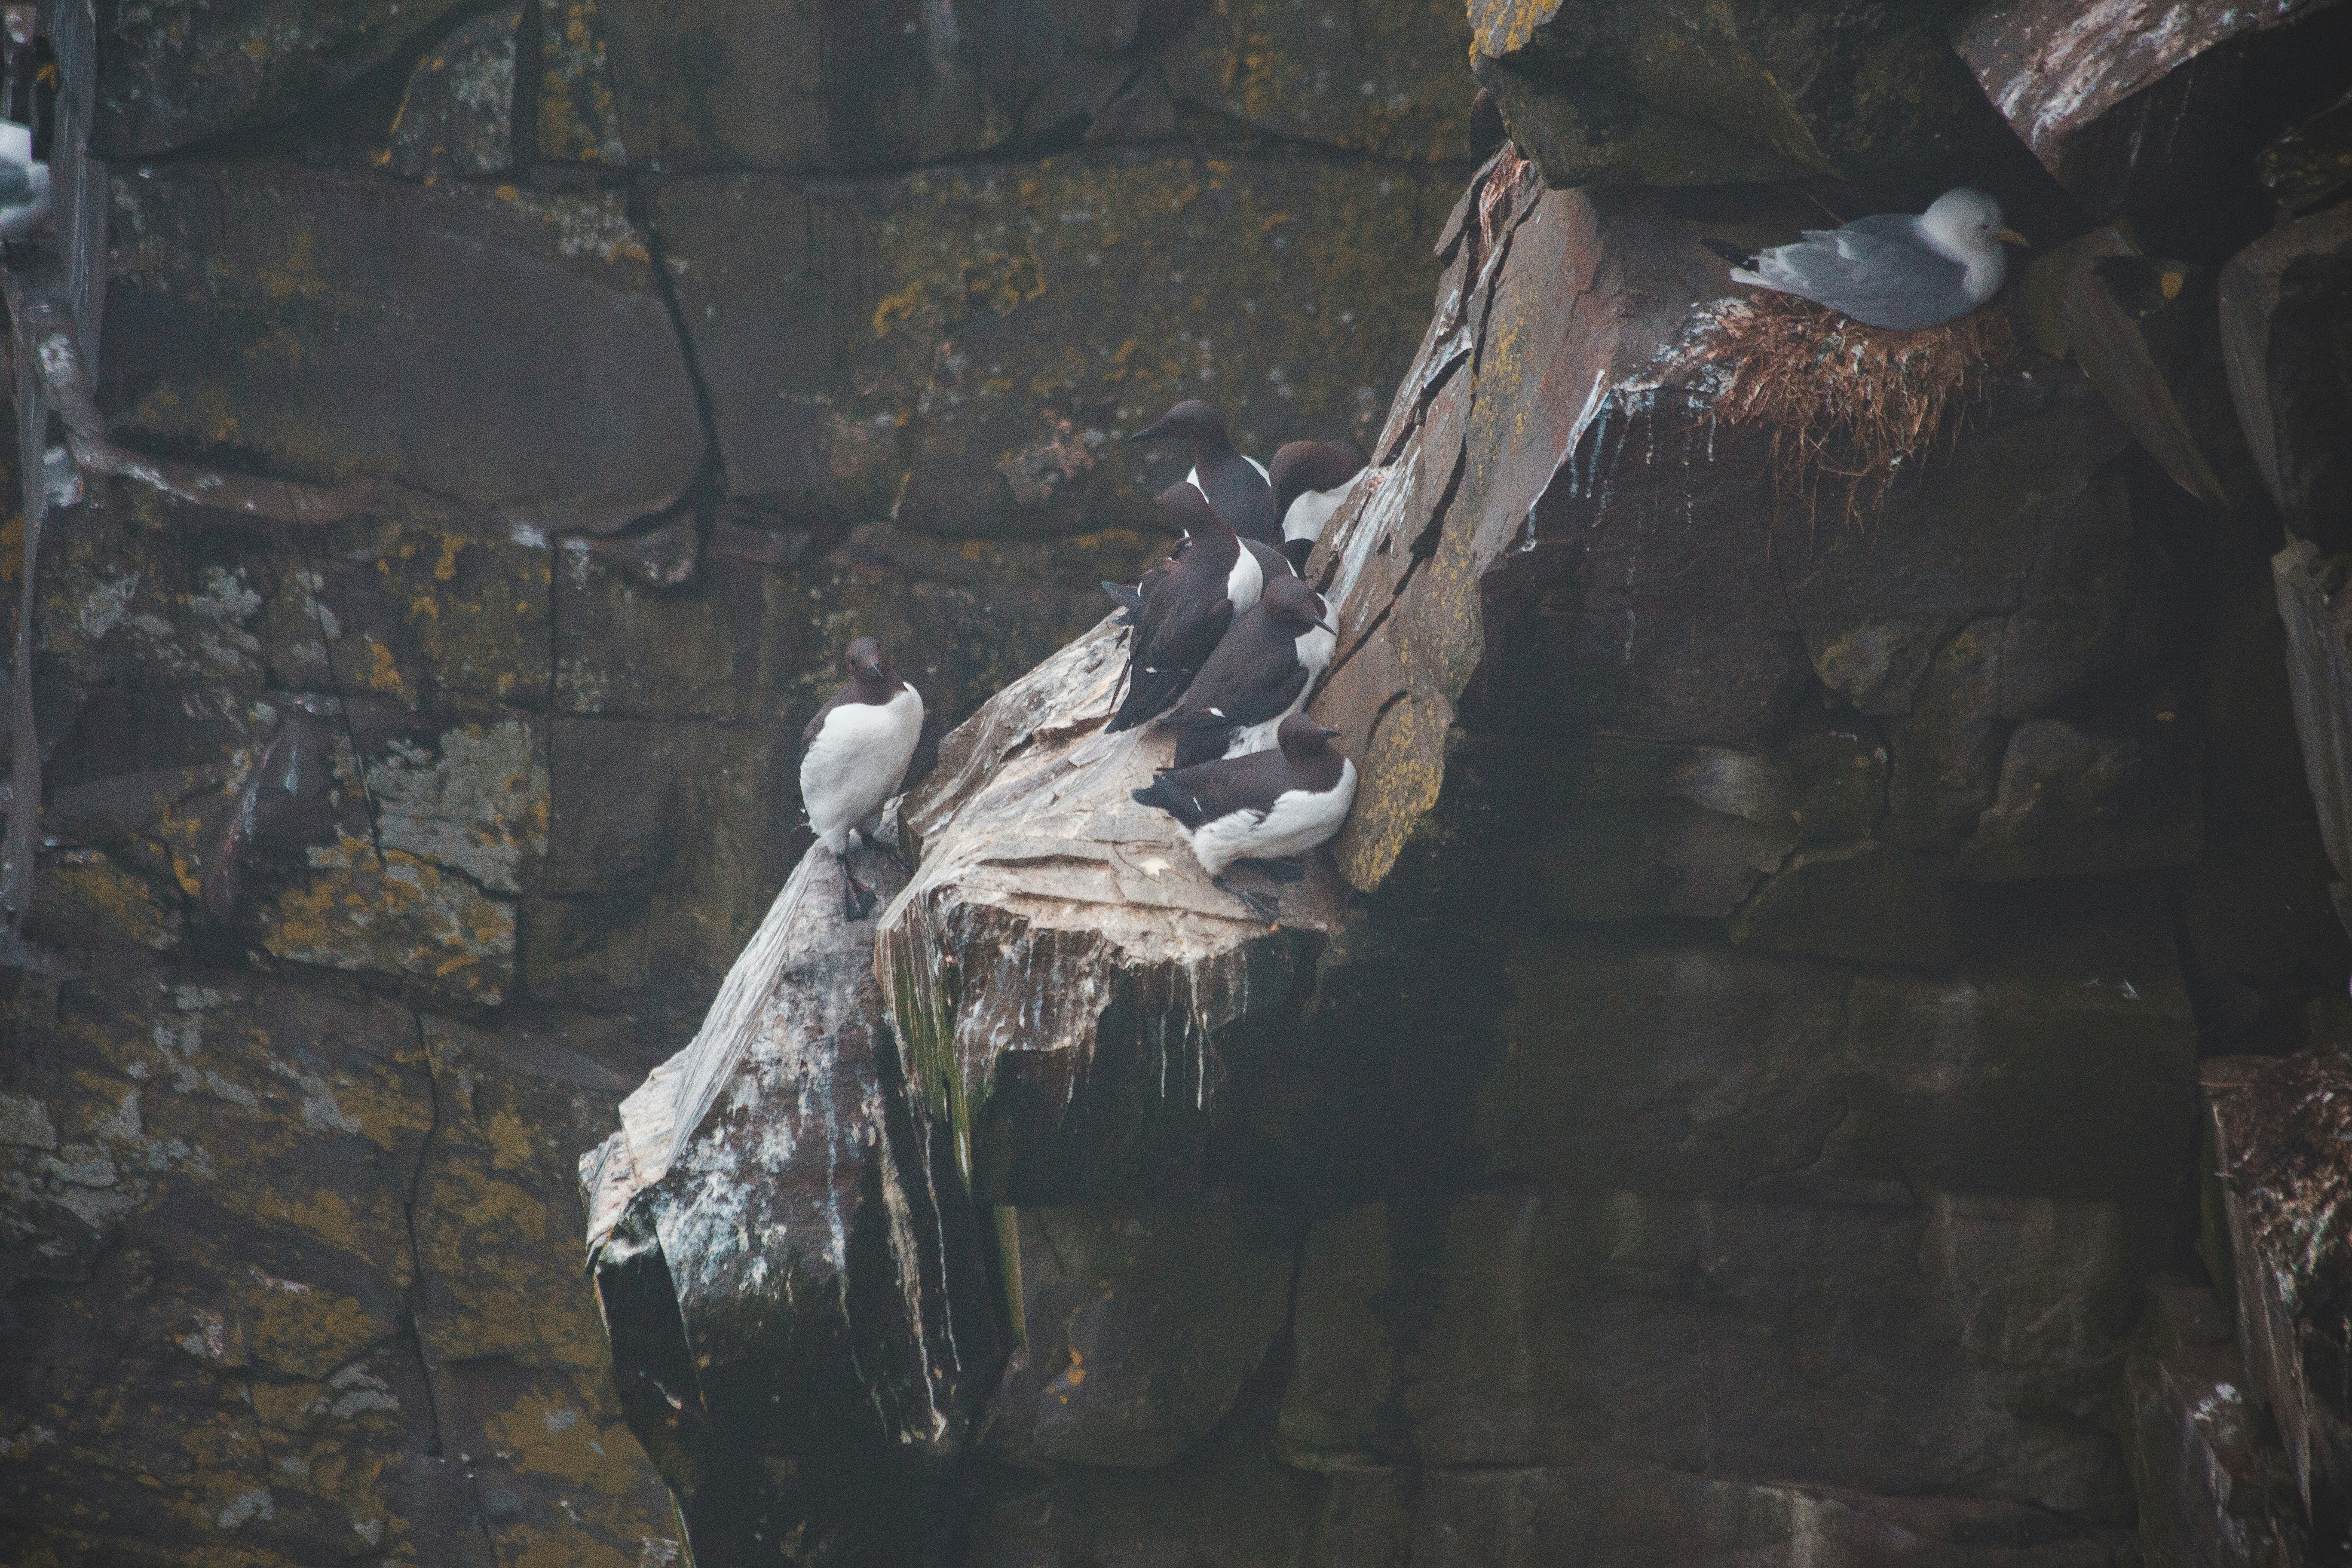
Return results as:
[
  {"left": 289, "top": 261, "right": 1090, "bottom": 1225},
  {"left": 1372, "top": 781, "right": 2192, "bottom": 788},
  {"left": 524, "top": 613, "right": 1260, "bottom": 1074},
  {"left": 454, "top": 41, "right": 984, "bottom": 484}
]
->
[
  {"left": 1692, "top": 290, "right": 2018, "bottom": 522},
  {"left": 1703, "top": 189, "right": 2028, "bottom": 331}
]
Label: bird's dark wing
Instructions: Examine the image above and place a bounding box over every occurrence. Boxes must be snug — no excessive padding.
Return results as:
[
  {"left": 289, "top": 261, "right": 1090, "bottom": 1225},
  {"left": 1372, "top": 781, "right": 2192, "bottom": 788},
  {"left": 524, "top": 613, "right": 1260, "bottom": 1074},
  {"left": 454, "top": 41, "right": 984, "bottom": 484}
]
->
[
  {"left": 799, "top": 684, "right": 851, "bottom": 767},
  {"left": 1157, "top": 747, "right": 1298, "bottom": 821},
  {"left": 1170, "top": 622, "right": 1309, "bottom": 730}
]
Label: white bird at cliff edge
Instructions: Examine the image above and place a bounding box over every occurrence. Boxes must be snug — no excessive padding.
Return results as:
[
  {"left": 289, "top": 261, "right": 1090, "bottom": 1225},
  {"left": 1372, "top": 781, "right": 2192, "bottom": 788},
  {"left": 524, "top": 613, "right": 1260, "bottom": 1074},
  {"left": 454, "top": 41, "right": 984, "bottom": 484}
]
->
[
  {"left": 0, "top": 120, "right": 50, "bottom": 242},
  {"left": 799, "top": 636, "right": 923, "bottom": 922},
  {"left": 1702, "top": 189, "right": 2028, "bottom": 331}
]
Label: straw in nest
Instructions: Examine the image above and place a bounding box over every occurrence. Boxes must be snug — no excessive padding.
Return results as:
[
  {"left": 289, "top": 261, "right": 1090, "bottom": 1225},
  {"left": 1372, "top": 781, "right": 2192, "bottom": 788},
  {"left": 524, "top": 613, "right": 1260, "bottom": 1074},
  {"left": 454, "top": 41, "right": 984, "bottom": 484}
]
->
[{"left": 1694, "top": 292, "right": 2018, "bottom": 523}]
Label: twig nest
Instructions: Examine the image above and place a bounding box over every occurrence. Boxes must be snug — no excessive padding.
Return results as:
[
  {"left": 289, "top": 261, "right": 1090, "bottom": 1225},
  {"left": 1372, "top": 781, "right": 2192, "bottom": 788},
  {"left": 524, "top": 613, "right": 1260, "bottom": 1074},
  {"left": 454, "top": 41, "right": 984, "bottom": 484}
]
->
[{"left": 1696, "top": 291, "right": 2019, "bottom": 521}]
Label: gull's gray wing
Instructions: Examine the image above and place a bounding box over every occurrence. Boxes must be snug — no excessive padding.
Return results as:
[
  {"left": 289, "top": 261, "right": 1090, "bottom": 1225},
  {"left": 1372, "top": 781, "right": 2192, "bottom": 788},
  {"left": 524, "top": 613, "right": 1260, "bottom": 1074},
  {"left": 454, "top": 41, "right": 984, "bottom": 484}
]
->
[{"left": 1753, "top": 226, "right": 1971, "bottom": 330}]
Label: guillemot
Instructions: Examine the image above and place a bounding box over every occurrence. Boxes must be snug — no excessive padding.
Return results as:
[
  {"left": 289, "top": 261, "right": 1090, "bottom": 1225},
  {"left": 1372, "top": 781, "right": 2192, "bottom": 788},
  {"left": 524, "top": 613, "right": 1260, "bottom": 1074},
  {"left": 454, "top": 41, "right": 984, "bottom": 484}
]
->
[
  {"left": 1268, "top": 437, "right": 1368, "bottom": 573},
  {"left": 1130, "top": 712, "right": 1357, "bottom": 920},
  {"left": 1108, "top": 484, "right": 1262, "bottom": 731},
  {"left": 1128, "top": 399, "right": 1281, "bottom": 545},
  {"left": 799, "top": 636, "right": 923, "bottom": 921},
  {"left": 1157, "top": 574, "right": 1337, "bottom": 769}
]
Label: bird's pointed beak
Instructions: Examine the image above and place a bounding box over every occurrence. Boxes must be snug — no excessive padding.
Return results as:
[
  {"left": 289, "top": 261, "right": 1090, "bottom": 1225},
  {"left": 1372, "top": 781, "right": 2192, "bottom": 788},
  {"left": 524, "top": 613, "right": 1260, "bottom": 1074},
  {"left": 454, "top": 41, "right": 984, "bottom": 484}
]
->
[
  {"left": 861, "top": 661, "right": 885, "bottom": 679},
  {"left": 1312, "top": 617, "right": 1338, "bottom": 637},
  {"left": 1994, "top": 227, "right": 2029, "bottom": 247},
  {"left": 1318, "top": 726, "right": 1343, "bottom": 741},
  {"left": 1128, "top": 417, "right": 1173, "bottom": 445}
]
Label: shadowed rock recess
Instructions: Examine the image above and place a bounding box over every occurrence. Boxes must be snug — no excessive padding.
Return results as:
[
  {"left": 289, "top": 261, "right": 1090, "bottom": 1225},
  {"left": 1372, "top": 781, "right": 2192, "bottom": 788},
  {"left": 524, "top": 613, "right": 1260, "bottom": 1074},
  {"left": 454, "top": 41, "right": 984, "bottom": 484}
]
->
[{"left": 9, "top": 1, "right": 2352, "bottom": 1568}]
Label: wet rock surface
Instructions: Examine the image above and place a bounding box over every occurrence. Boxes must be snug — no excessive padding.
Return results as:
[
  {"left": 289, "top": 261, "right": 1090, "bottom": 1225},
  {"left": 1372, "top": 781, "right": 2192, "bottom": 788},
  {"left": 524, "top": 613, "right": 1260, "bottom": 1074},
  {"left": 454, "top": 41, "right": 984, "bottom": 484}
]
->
[{"left": 12, "top": 0, "right": 2352, "bottom": 1562}]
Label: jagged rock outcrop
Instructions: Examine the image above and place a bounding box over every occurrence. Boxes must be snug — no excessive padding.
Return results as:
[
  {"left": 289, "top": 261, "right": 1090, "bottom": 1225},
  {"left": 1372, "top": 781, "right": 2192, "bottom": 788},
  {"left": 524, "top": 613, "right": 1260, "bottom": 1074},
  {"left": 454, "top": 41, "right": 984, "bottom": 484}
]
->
[{"left": 583, "top": 842, "right": 999, "bottom": 1563}]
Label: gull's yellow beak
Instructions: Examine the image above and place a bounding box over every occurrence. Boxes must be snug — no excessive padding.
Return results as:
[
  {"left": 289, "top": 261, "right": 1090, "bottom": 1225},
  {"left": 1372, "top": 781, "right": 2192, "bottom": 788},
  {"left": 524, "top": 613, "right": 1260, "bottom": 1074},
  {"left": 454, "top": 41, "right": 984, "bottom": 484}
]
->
[{"left": 1994, "top": 227, "right": 2030, "bottom": 247}]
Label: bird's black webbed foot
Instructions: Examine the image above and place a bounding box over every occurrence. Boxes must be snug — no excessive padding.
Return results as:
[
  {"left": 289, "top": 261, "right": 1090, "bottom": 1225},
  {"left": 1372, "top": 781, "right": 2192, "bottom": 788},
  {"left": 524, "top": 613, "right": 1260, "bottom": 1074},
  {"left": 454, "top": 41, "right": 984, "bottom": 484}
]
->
[
  {"left": 1234, "top": 857, "right": 1307, "bottom": 885},
  {"left": 1212, "top": 874, "right": 1279, "bottom": 922},
  {"left": 865, "top": 832, "right": 914, "bottom": 876},
  {"left": 839, "top": 855, "right": 876, "bottom": 922}
]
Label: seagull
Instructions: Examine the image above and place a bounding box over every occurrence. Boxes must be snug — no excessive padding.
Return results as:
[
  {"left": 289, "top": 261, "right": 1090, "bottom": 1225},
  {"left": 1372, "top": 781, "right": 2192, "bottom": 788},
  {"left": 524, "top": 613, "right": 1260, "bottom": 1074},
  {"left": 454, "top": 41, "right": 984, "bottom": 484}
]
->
[
  {"left": 1702, "top": 189, "right": 2028, "bottom": 331},
  {"left": 799, "top": 636, "right": 923, "bottom": 921},
  {"left": 1130, "top": 712, "right": 1357, "bottom": 921},
  {"left": 1108, "top": 484, "right": 1262, "bottom": 731},
  {"left": 0, "top": 119, "right": 49, "bottom": 242},
  {"left": 1157, "top": 573, "right": 1337, "bottom": 769},
  {"left": 1269, "top": 438, "right": 1369, "bottom": 573},
  {"left": 1128, "top": 399, "right": 1282, "bottom": 545}
]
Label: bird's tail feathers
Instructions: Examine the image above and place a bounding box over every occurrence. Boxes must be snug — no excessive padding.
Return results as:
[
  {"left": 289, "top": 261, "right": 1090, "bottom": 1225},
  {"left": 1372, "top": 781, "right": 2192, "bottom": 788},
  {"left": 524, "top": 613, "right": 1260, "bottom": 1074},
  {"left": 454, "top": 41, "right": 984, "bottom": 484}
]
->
[{"left": 1130, "top": 774, "right": 1207, "bottom": 829}]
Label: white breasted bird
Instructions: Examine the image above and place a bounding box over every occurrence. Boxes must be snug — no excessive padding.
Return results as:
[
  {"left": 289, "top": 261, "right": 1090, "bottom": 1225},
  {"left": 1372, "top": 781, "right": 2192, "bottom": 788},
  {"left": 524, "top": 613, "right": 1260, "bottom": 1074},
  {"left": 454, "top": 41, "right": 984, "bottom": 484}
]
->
[
  {"left": 1157, "top": 573, "right": 1337, "bottom": 769},
  {"left": 1129, "top": 398, "right": 1281, "bottom": 546},
  {"left": 799, "top": 636, "right": 923, "bottom": 922},
  {"left": 1108, "top": 483, "right": 1265, "bottom": 732},
  {"left": 1703, "top": 188, "right": 2028, "bottom": 331},
  {"left": 1130, "top": 711, "right": 1357, "bottom": 921},
  {"left": 1269, "top": 437, "right": 1368, "bottom": 573}
]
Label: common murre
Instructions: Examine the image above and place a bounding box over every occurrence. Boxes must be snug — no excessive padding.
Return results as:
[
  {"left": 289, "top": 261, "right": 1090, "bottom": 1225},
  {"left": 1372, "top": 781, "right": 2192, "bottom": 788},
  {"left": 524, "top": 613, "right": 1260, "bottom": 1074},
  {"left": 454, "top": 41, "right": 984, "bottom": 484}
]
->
[
  {"left": 1130, "top": 712, "right": 1357, "bottom": 920},
  {"left": 799, "top": 636, "right": 923, "bottom": 921},
  {"left": 1108, "top": 484, "right": 1263, "bottom": 731},
  {"left": 1128, "top": 398, "right": 1281, "bottom": 545},
  {"left": 1269, "top": 437, "right": 1369, "bottom": 573},
  {"left": 1157, "top": 574, "right": 1337, "bottom": 769}
]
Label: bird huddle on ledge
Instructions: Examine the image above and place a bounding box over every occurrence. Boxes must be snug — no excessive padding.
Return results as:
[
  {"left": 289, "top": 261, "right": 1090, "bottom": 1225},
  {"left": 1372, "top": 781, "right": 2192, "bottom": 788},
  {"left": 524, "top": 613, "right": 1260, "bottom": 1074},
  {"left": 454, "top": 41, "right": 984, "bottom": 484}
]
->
[{"left": 796, "top": 397, "right": 1368, "bottom": 924}]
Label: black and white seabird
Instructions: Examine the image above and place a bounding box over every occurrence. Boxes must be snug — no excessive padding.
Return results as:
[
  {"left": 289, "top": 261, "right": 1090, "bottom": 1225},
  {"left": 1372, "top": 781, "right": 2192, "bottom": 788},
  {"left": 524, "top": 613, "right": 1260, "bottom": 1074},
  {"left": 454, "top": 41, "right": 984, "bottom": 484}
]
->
[
  {"left": 1158, "top": 574, "right": 1338, "bottom": 769},
  {"left": 1108, "top": 484, "right": 1263, "bottom": 731},
  {"left": 1701, "top": 189, "right": 2027, "bottom": 331},
  {"left": 799, "top": 635, "right": 924, "bottom": 921},
  {"left": 1268, "top": 438, "right": 1369, "bottom": 573},
  {"left": 1130, "top": 712, "right": 1357, "bottom": 919},
  {"left": 1103, "top": 522, "right": 1293, "bottom": 628},
  {"left": 1128, "top": 399, "right": 1281, "bottom": 545}
]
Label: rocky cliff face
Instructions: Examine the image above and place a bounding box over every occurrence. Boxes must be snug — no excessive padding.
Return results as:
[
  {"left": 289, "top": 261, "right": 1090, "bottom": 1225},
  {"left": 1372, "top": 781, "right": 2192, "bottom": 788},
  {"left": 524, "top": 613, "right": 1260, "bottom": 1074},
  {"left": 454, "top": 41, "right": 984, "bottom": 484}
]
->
[
  {"left": 587, "top": 5, "right": 2352, "bottom": 1567},
  {"left": 0, "top": 1, "right": 1476, "bottom": 1563},
  {"left": 7, "top": 1, "right": 2352, "bottom": 1567}
]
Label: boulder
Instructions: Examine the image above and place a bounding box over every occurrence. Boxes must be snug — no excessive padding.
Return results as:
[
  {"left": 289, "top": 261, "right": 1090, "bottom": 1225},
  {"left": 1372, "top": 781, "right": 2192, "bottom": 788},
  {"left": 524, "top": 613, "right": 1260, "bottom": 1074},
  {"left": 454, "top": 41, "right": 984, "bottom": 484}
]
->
[
  {"left": 1305, "top": 169, "right": 2146, "bottom": 895},
  {"left": 983, "top": 1204, "right": 1297, "bottom": 1468},
  {"left": 968, "top": 1427, "right": 1326, "bottom": 1568},
  {"left": 2223, "top": 205, "right": 2352, "bottom": 549},
  {"left": 536, "top": 0, "right": 629, "bottom": 165},
  {"left": 2271, "top": 540, "right": 2352, "bottom": 885},
  {"left": 1278, "top": 1190, "right": 2146, "bottom": 1510},
  {"left": 95, "top": 0, "right": 475, "bottom": 156},
  {"left": 646, "top": 152, "right": 1462, "bottom": 535},
  {"left": 1467, "top": 0, "right": 2036, "bottom": 189},
  {"left": 387, "top": 5, "right": 524, "bottom": 181},
  {"left": 2122, "top": 1283, "right": 2306, "bottom": 1568},
  {"left": 0, "top": 953, "right": 677, "bottom": 1566},
  {"left": 584, "top": 839, "right": 1001, "bottom": 1563},
  {"left": 1163, "top": 0, "right": 1473, "bottom": 161},
  {"left": 1307, "top": 1465, "right": 2133, "bottom": 1568},
  {"left": 100, "top": 164, "right": 704, "bottom": 533},
  {"left": 595, "top": 0, "right": 1473, "bottom": 172},
  {"left": 1953, "top": 0, "right": 2352, "bottom": 230},
  {"left": 876, "top": 624, "right": 1349, "bottom": 1204}
]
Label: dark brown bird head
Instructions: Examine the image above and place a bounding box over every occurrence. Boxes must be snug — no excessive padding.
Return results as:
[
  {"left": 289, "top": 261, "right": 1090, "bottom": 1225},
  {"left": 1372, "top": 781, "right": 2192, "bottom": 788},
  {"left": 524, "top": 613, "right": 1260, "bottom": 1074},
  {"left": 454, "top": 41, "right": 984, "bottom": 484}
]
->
[
  {"left": 1268, "top": 437, "right": 1369, "bottom": 516},
  {"left": 1277, "top": 712, "right": 1344, "bottom": 762},
  {"left": 1155, "top": 481, "right": 1232, "bottom": 540},
  {"left": 1261, "top": 574, "right": 1336, "bottom": 636},
  {"left": 843, "top": 635, "right": 896, "bottom": 696},
  {"left": 1129, "top": 399, "right": 1233, "bottom": 456}
]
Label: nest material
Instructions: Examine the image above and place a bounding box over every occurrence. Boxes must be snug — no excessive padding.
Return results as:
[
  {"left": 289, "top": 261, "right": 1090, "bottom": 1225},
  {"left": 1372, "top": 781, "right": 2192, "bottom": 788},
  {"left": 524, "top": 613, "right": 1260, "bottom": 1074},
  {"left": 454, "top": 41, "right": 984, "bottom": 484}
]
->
[
  {"left": 2219, "top": 1048, "right": 2352, "bottom": 1324},
  {"left": 1696, "top": 291, "right": 2018, "bottom": 522}
]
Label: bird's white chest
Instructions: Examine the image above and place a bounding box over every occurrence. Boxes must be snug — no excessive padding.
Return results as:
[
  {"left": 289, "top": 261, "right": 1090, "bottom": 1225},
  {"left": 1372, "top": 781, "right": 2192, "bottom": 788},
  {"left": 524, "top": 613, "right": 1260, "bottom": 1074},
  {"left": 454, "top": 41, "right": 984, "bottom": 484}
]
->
[
  {"left": 800, "top": 687, "right": 923, "bottom": 842},
  {"left": 1283, "top": 478, "right": 1359, "bottom": 544},
  {"left": 1184, "top": 759, "right": 1357, "bottom": 875},
  {"left": 1225, "top": 545, "right": 1264, "bottom": 614}
]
